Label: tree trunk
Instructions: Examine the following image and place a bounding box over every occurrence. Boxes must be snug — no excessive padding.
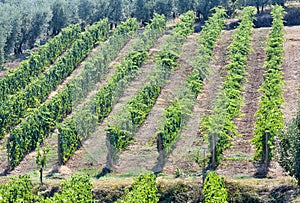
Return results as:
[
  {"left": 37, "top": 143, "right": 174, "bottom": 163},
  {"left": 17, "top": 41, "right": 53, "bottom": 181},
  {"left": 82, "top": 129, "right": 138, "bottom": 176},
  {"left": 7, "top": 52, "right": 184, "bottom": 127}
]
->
[{"left": 14, "top": 42, "right": 23, "bottom": 55}]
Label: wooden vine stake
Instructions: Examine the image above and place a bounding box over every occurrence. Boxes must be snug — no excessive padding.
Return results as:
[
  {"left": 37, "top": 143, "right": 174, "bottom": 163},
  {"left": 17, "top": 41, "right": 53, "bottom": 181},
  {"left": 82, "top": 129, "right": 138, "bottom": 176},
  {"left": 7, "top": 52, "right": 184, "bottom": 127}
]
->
[
  {"left": 58, "top": 133, "right": 62, "bottom": 165},
  {"left": 212, "top": 134, "right": 216, "bottom": 169},
  {"left": 106, "top": 135, "right": 113, "bottom": 170},
  {"left": 265, "top": 131, "right": 269, "bottom": 170},
  {"left": 157, "top": 132, "right": 164, "bottom": 168},
  {"left": 202, "top": 147, "right": 207, "bottom": 184}
]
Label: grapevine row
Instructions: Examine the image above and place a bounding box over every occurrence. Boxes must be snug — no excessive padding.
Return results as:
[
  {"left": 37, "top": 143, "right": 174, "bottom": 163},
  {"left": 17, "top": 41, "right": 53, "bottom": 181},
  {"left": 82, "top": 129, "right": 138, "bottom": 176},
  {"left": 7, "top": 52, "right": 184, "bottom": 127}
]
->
[
  {"left": 58, "top": 14, "right": 166, "bottom": 163},
  {"left": 156, "top": 8, "right": 226, "bottom": 154},
  {"left": 7, "top": 18, "right": 139, "bottom": 168},
  {"left": 0, "top": 24, "right": 81, "bottom": 101},
  {"left": 106, "top": 11, "right": 195, "bottom": 161},
  {"left": 251, "top": 5, "right": 286, "bottom": 161},
  {"left": 0, "top": 174, "right": 93, "bottom": 202},
  {"left": 199, "top": 7, "right": 256, "bottom": 166},
  {"left": 116, "top": 172, "right": 158, "bottom": 203},
  {"left": 0, "top": 18, "right": 109, "bottom": 139}
]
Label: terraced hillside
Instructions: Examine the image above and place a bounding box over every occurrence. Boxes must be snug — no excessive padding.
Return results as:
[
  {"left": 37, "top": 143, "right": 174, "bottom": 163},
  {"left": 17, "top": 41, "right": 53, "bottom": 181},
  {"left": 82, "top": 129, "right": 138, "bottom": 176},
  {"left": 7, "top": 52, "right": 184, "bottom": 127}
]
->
[{"left": 0, "top": 6, "right": 299, "bottom": 203}]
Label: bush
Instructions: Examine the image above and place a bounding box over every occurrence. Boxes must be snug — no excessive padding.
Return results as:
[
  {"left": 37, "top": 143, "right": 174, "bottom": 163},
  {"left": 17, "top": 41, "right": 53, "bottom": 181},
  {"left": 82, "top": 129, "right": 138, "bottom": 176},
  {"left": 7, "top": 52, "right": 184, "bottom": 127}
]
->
[
  {"left": 117, "top": 172, "right": 159, "bottom": 203},
  {"left": 277, "top": 103, "right": 300, "bottom": 185},
  {"left": 203, "top": 171, "right": 228, "bottom": 203}
]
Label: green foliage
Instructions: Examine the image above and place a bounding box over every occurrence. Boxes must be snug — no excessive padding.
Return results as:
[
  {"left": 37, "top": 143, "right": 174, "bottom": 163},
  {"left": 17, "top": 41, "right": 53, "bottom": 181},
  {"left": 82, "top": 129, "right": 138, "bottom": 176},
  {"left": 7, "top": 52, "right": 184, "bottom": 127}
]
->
[
  {"left": 173, "top": 11, "right": 195, "bottom": 38},
  {"left": 200, "top": 91, "right": 235, "bottom": 165},
  {"left": 0, "top": 24, "right": 81, "bottom": 103},
  {"left": 107, "top": 82, "right": 162, "bottom": 151},
  {"left": 0, "top": 0, "right": 288, "bottom": 68},
  {"left": 36, "top": 142, "right": 50, "bottom": 185},
  {"left": 42, "top": 174, "right": 93, "bottom": 202},
  {"left": 251, "top": 5, "right": 286, "bottom": 161},
  {"left": 156, "top": 8, "right": 226, "bottom": 156},
  {"left": 0, "top": 172, "right": 93, "bottom": 202},
  {"left": 188, "top": 7, "right": 226, "bottom": 97},
  {"left": 58, "top": 14, "right": 166, "bottom": 164},
  {"left": 196, "top": 0, "right": 227, "bottom": 20},
  {"left": 223, "top": 6, "right": 256, "bottom": 120},
  {"left": 0, "top": 175, "right": 40, "bottom": 202},
  {"left": 1, "top": 18, "right": 109, "bottom": 140},
  {"left": 106, "top": 11, "right": 194, "bottom": 159},
  {"left": 128, "top": 84, "right": 162, "bottom": 127},
  {"left": 50, "top": 0, "right": 68, "bottom": 35},
  {"left": 200, "top": 6, "right": 256, "bottom": 166},
  {"left": 59, "top": 50, "right": 147, "bottom": 163},
  {"left": 277, "top": 102, "right": 300, "bottom": 185},
  {"left": 4, "top": 1, "right": 51, "bottom": 55},
  {"left": 157, "top": 101, "right": 182, "bottom": 153},
  {"left": 8, "top": 85, "right": 74, "bottom": 168},
  {"left": 6, "top": 18, "right": 111, "bottom": 168},
  {"left": 114, "top": 18, "right": 138, "bottom": 36},
  {"left": 145, "top": 13, "right": 166, "bottom": 34},
  {"left": 203, "top": 171, "right": 228, "bottom": 203},
  {"left": 117, "top": 172, "right": 159, "bottom": 203}
]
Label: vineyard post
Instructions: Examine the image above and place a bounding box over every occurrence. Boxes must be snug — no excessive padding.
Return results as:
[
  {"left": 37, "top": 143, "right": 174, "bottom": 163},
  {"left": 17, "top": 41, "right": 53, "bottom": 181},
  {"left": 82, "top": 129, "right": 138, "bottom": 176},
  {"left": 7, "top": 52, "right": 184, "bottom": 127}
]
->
[
  {"left": 157, "top": 132, "right": 164, "bottom": 167},
  {"left": 265, "top": 131, "right": 269, "bottom": 168},
  {"left": 212, "top": 134, "right": 216, "bottom": 169},
  {"left": 106, "top": 135, "right": 113, "bottom": 170},
  {"left": 202, "top": 148, "right": 207, "bottom": 184},
  {"left": 7, "top": 136, "right": 11, "bottom": 171},
  {"left": 58, "top": 133, "right": 62, "bottom": 165}
]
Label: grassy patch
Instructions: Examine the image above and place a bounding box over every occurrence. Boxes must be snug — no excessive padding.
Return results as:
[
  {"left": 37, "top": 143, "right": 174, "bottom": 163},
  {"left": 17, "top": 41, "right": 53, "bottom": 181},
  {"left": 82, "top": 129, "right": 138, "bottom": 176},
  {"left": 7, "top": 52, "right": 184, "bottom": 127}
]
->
[{"left": 225, "top": 151, "right": 252, "bottom": 161}]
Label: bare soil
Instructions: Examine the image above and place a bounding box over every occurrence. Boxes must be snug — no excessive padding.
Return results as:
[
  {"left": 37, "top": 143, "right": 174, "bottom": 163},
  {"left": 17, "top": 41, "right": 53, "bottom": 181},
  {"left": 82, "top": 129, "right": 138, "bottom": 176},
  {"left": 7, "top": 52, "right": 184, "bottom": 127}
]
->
[
  {"left": 2, "top": 25, "right": 299, "bottom": 186},
  {"left": 0, "top": 53, "right": 30, "bottom": 78},
  {"left": 216, "top": 26, "right": 300, "bottom": 179},
  {"left": 114, "top": 34, "right": 199, "bottom": 175},
  {"left": 62, "top": 33, "right": 171, "bottom": 176},
  {"left": 7, "top": 35, "right": 140, "bottom": 177},
  {"left": 216, "top": 27, "right": 272, "bottom": 178},
  {"left": 163, "top": 30, "right": 233, "bottom": 175},
  {"left": 282, "top": 26, "right": 300, "bottom": 122}
]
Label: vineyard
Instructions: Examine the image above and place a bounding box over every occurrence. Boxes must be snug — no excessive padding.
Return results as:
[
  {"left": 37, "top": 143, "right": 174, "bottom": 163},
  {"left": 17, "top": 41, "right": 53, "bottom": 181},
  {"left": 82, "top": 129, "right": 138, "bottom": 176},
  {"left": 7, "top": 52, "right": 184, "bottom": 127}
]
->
[{"left": 0, "top": 5, "right": 300, "bottom": 203}]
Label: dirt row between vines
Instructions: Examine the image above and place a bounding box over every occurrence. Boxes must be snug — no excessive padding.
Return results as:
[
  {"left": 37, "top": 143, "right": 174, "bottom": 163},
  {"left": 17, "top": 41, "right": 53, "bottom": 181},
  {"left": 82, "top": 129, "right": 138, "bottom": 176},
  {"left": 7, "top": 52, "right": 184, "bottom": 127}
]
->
[
  {"left": 163, "top": 30, "right": 233, "bottom": 176},
  {"left": 216, "top": 27, "right": 271, "bottom": 178},
  {"left": 217, "top": 26, "right": 300, "bottom": 179},
  {"left": 59, "top": 32, "right": 173, "bottom": 176},
  {"left": 113, "top": 33, "right": 199, "bottom": 175},
  {"left": 0, "top": 33, "right": 126, "bottom": 175},
  {"left": 7, "top": 35, "right": 140, "bottom": 176},
  {"left": 282, "top": 26, "right": 300, "bottom": 122}
]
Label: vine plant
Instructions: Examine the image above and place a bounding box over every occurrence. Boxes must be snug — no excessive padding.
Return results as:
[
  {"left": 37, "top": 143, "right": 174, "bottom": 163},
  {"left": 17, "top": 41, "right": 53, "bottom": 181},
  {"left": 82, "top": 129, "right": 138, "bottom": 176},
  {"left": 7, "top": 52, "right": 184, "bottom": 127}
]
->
[
  {"left": 117, "top": 172, "right": 159, "bottom": 203},
  {"left": 203, "top": 171, "right": 228, "bottom": 203},
  {"left": 106, "top": 11, "right": 195, "bottom": 163},
  {"left": 7, "top": 18, "right": 138, "bottom": 168},
  {"left": 251, "top": 5, "right": 286, "bottom": 162},
  {"left": 0, "top": 24, "right": 81, "bottom": 102},
  {"left": 0, "top": 18, "right": 109, "bottom": 139},
  {"left": 156, "top": 8, "right": 226, "bottom": 155},
  {"left": 200, "top": 6, "right": 256, "bottom": 167},
  {"left": 58, "top": 14, "right": 166, "bottom": 164}
]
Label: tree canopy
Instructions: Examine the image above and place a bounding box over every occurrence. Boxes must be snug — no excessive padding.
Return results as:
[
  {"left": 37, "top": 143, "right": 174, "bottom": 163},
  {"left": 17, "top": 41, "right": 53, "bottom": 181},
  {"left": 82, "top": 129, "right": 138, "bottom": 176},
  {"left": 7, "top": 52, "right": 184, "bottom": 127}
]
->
[{"left": 0, "top": 0, "right": 289, "bottom": 68}]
